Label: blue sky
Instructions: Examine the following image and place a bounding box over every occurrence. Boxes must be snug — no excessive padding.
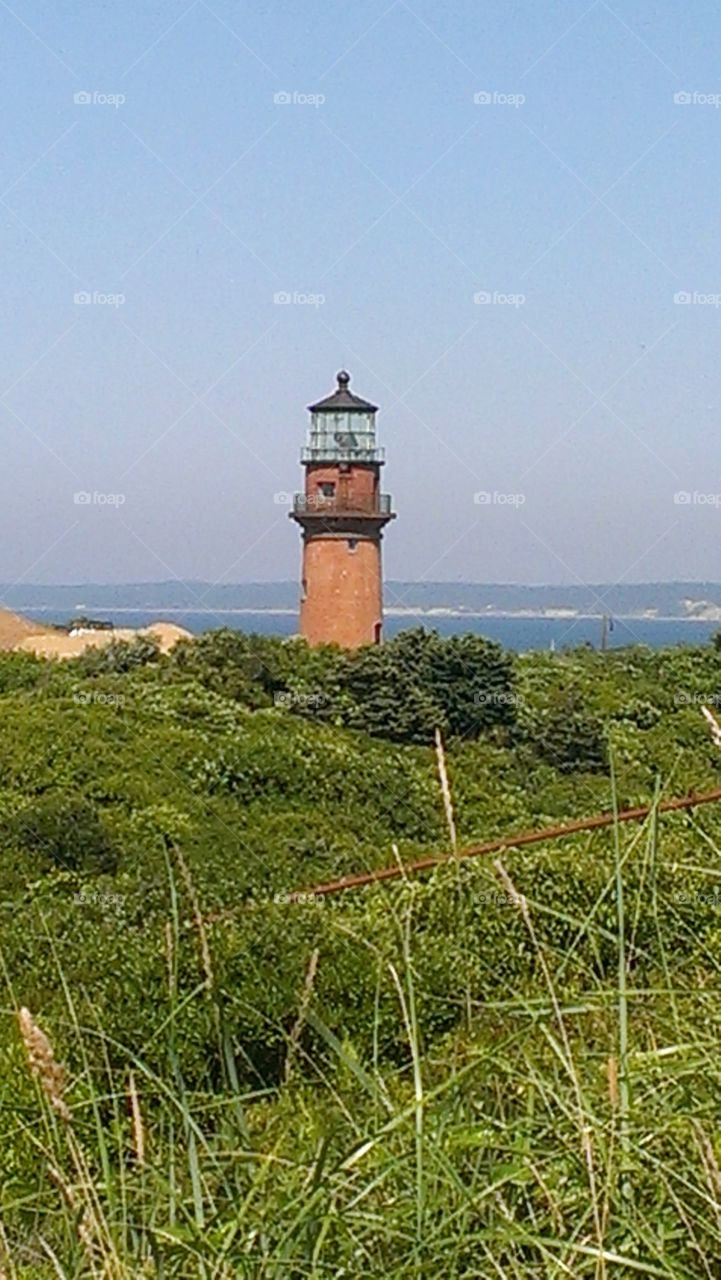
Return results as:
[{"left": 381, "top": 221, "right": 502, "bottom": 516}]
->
[{"left": 0, "top": 0, "right": 719, "bottom": 585}]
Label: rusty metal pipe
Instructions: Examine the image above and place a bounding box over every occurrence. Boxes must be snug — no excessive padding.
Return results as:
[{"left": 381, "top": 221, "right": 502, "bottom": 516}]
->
[{"left": 286, "top": 786, "right": 721, "bottom": 901}]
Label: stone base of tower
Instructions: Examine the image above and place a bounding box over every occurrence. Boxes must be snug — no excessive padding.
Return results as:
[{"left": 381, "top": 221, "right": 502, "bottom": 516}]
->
[{"left": 300, "top": 533, "right": 383, "bottom": 648}]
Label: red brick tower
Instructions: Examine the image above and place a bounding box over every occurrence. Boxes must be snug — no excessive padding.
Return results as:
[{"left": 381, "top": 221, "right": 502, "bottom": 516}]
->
[{"left": 291, "top": 371, "right": 395, "bottom": 648}]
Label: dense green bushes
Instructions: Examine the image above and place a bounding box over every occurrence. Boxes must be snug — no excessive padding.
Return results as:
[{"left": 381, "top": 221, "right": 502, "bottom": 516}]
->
[
  {"left": 72, "top": 632, "right": 161, "bottom": 675},
  {"left": 0, "top": 630, "right": 719, "bottom": 1090},
  {"left": 2, "top": 631, "right": 721, "bottom": 1275},
  {"left": 166, "top": 626, "right": 516, "bottom": 743},
  {"left": 9, "top": 794, "right": 119, "bottom": 874}
]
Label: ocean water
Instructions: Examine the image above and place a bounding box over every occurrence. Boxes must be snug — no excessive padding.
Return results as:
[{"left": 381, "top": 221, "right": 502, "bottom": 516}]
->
[{"left": 19, "top": 608, "right": 721, "bottom": 652}]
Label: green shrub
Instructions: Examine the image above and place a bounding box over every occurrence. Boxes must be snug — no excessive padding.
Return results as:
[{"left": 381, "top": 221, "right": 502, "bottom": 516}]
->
[
  {"left": 522, "top": 691, "right": 608, "bottom": 774},
  {"left": 72, "top": 634, "right": 161, "bottom": 675},
  {"left": 10, "top": 794, "right": 120, "bottom": 874},
  {"left": 0, "top": 650, "right": 52, "bottom": 693}
]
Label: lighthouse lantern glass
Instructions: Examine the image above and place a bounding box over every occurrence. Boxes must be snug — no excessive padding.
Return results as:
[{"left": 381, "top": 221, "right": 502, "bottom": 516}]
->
[{"left": 305, "top": 409, "right": 380, "bottom": 462}]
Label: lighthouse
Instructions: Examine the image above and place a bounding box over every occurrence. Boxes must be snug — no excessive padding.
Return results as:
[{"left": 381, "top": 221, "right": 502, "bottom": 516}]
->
[{"left": 291, "top": 370, "right": 395, "bottom": 648}]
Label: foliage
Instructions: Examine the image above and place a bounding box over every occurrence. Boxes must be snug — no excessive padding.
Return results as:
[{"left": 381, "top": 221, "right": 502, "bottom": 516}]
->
[
  {"left": 0, "top": 651, "right": 54, "bottom": 693},
  {"left": 73, "top": 633, "right": 161, "bottom": 675},
  {"left": 8, "top": 793, "right": 120, "bottom": 874},
  {"left": 166, "top": 627, "right": 289, "bottom": 706},
  {"left": 524, "top": 687, "right": 608, "bottom": 773},
  {"left": 169, "top": 626, "right": 517, "bottom": 744},
  {"left": 0, "top": 631, "right": 721, "bottom": 1274}
]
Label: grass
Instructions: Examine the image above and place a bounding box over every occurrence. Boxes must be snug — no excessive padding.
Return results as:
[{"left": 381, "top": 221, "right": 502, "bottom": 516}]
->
[{"left": 2, "top": 760, "right": 721, "bottom": 1278}]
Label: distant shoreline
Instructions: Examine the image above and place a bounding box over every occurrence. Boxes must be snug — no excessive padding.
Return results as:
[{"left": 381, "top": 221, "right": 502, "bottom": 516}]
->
[{"left": 14, "top": 604, "right": 721, "bottom": 624}]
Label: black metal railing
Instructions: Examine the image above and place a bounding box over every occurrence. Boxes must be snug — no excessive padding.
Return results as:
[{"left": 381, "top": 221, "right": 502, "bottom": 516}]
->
[{"left": 293, "top": 492, "right": 393, "bottom": 516}]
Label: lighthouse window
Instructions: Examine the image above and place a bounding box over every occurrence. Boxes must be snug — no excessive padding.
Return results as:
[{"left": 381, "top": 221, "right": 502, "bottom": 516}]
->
[
  {"left": 319, "top": 482, "right": 335, "bottom": 497},
  {"left": 347, "top": 538, "right": 358, "bottom": 552}
]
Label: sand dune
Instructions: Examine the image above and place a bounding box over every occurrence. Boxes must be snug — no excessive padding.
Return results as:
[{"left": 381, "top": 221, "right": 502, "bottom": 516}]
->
[
  {"left": 0, "top": 607, "right": 56, "bottom": 650},
  {"left": 14, "top": 621, "right": 191, "bottom": 659},
  {"left": 0, "top": 604, "right": 191, "bottom": 659}
]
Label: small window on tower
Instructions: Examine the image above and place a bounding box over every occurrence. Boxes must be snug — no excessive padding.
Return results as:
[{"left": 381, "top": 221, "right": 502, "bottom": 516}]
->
[
  {"left": 319, "top": 482, "right": 335, "bottom": 497},
  {"left": 347, "top": 538, "right": 358, "bottom": 552}
]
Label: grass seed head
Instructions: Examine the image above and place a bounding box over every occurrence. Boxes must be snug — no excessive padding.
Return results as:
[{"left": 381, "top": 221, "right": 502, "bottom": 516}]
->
[{"left": 18, "top": 1007, "right": 70, "bottom": 1122}]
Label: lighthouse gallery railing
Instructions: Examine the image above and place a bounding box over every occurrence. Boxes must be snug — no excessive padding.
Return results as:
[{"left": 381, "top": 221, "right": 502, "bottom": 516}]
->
[{"left": 292, "top": 492, "right": 392, "bottom": 516}]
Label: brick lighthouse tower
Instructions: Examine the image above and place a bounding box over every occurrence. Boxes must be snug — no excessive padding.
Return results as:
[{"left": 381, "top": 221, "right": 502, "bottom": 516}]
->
[{"left": 291, "top": 370, "right": 395, "bottom": 648}]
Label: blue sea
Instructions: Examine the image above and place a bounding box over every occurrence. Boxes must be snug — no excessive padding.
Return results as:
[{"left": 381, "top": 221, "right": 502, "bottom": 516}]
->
[{"left": 18, "top": 608, "right": 721, "bottom": 652}]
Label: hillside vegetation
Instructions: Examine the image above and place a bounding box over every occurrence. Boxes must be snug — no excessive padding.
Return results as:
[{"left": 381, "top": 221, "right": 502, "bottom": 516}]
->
[{"left": 2, "top": 629, "right": 721, "bottom": 1277}]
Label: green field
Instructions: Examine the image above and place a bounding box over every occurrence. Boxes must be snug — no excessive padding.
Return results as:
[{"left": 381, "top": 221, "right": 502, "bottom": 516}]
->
[{"left": 2, "top": 628, "right": 721, "bottom": 1277}]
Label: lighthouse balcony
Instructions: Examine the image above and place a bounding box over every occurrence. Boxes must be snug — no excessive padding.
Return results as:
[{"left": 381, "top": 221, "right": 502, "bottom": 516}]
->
[
  {"left": 300, "top": 445, "right": 385, "bottom": 463},
  {"left": 292, "top": 492, "right": 393, "bottom": 517}
]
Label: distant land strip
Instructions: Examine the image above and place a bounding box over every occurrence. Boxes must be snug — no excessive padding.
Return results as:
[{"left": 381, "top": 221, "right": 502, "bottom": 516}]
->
[{"left": 5, "top": 581, "right": 721, "bottom": 620}]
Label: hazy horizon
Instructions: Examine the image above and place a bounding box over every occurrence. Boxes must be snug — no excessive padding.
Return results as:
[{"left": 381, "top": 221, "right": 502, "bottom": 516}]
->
[
  {"left": 9, "top": 576, "right": 721, "bottom": 589},
  {"left": 2, "top": 2, "right": 719, "bottom": 589},
  {"left": 7, "top": 576, "right": 721, "bottom": 592}
]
